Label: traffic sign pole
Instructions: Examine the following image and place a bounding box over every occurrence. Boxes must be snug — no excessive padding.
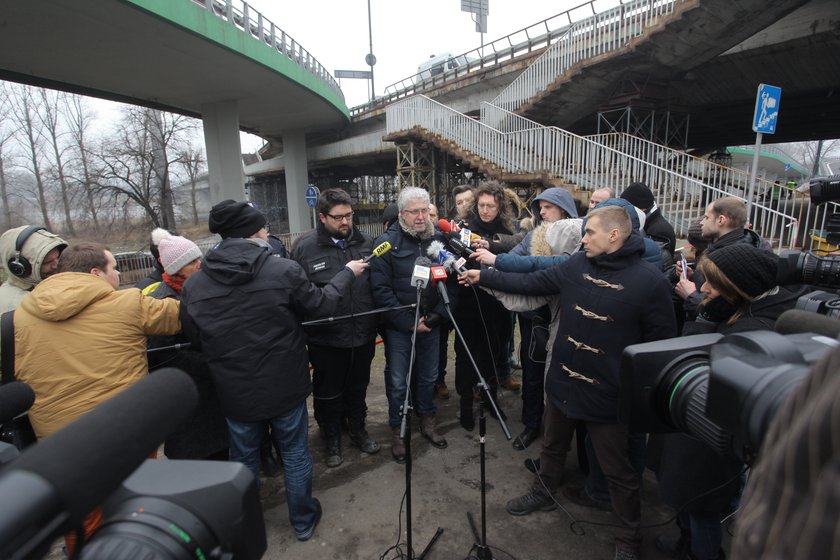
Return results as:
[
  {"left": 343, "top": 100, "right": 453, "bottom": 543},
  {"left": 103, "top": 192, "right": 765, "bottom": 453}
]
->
[{"left": 746, "top": 132, "right": 762, "bottom": 224}]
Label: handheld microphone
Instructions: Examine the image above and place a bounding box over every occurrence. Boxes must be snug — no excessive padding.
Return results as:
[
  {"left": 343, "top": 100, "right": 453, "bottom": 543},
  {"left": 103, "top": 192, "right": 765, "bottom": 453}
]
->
[
  {"left": 438, "top": 219, "right": 481, "bottom": 242},
  {"left": 411, "top": 256, "right": 431, "bottom": 289},
  {"left": 0, "top": 369, "right": 198, "bottom": 558},
  {"left": 0, "top": 382, "right": 35, "bottom": 424},
  {"left": 363, "top": 241, "right": 392, "bottom": 263},
  {"left": 448, "top": 237, "right": 475, "bottom": 257},
  {"left": 426, "top": 240, "right": 457, "bottom": 266},
  {"left": 437, "top": 219, "right": 458, "bottom": 234},
  {"left": 444, "top": 255, "right": 469, "bottom": 275},
  {"left": 775, "top": 309, "right": 840, "bottom": 339}
]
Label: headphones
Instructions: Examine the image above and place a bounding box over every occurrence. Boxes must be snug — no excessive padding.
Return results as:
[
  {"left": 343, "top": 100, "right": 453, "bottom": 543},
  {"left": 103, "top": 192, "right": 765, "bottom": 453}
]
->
[{"left": 8, "top": 226, "right": 46, "bottom": 278}]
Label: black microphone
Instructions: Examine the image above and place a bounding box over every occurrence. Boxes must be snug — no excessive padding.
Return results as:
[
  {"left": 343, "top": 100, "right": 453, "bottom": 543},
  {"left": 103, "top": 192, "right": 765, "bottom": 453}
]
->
[
  {"left": 775, "top": 309, "right": 840, "bottom": 339},
  {"left": 447, "top": 237, "right": 475, "bottom": 257},
  {"left": 0, "top": 382, "right": 35, "bottom": 424},
  {"left": 0, "top": 369, "right": 198, "bottom": 558},
  {"left": 411, "top": 256, "right": 432, "bottom": 289}
]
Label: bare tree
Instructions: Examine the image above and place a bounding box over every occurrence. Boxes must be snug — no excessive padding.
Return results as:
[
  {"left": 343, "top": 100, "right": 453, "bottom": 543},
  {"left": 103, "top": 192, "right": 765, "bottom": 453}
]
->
[
  {"left": 38, "top": 89, "right": 76, "bottom": 236},
  {"left": 174, "top": 144, "right": 206, "bottom": 225},
  {"left": 146, "top": 109, "right": 197, "bottom": 230},
  {"left": 6, "top": 84, "right": 54, "bottom": 230},
  {"left": 0, "top": 87, "right": 16, "bottom": 230},
  {"left": 63, "top": 94, "right": 103, "bottom": 234}
]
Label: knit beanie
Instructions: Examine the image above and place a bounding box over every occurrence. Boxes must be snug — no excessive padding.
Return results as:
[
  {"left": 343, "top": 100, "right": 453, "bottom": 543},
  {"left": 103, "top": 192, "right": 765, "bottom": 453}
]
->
[
  {"left": 208, "top": 200, "right": 266, "bottom": 239},
  {"left": 158, "top": 236, "right": 202, "bottom": 275},
  {"left": 149, "top": 227, "right": 171, "bottom": 260},
  {"left": 706, "top": 245, "right": 778, "bottom": 298},
  {"left": 621, "top": 183, "right": 655, "bottom": 210}
]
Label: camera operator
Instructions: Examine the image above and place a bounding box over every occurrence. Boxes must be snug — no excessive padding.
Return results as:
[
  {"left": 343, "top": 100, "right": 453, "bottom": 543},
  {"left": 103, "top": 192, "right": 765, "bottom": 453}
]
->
[
  {"left": 674, "top": 197, "right": 771, "bottom": 324},
  {"left": 657, "top": 244, "right": 809, "bottom": 560}
]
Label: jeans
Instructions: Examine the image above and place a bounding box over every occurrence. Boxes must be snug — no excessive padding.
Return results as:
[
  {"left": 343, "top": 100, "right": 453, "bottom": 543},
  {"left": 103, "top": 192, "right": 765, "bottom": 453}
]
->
[
  {"left": 384, "top": 327, "right": 439, "bottom": 427},
  {"left": 226, "top": 401, "right": 319, "bottom": 535}
]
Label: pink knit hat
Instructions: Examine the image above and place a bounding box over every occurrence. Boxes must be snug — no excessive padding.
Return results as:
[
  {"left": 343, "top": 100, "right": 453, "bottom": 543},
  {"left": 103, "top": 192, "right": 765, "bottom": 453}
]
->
[{"left": 158, "top": 236, "right": 202, "bottom": 275}]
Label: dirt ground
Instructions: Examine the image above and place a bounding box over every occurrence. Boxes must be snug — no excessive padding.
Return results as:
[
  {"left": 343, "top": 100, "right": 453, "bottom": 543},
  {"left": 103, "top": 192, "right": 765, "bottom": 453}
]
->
[{"left": 44, "top": 329, "right": 733, "bottom": 559}]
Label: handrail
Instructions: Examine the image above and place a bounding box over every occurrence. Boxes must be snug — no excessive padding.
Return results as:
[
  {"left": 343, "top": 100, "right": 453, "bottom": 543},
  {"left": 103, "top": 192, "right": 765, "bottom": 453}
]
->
[
  {"left": 387, "top": 95, "right": 806, "bottom": 251},
  {"left": 491, "top": 0, "right": 685, "bottom": 114},
  {"left": 194, "top": 0, "right": 343, "bottom": 100},
  {"left": 349, "top": 0, "right": 622, "bottom": 117}
]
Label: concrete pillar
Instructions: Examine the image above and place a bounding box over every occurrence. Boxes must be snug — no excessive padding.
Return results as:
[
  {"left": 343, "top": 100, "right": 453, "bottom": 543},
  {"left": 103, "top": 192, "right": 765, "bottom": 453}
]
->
[
  {"left": 201, "top": 100, "right": 245, "bottom": 203},
  {"left": 283, "top": 129, "right": 309, "bottom": 232}
]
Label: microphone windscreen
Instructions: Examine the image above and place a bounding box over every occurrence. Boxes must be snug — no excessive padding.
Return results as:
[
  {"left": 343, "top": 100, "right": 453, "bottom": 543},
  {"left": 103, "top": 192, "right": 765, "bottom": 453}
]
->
[
  {"left": 0, "top": 382, "right": 35, "bottom": 424},
  {"left": 775, "top": 310, "right": 840, "bottom": 339},
  {"left": 415, "top": 256, "right": 433, "bottom": 267},
  {"left": 8, "top": 369, "right": 197, "bottom": 525},
  {"left": 438, "top": 219, "right": 452, "bottom": 233},
  {"left": 426, "top": 240, "right": 445, "bottom": 259}
]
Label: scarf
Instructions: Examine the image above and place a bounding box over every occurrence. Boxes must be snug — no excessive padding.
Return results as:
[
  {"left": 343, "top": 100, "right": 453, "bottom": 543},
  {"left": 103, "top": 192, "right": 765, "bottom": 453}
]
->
[{"left": 163, "top": 272, "right": 186, "bottom": 294}]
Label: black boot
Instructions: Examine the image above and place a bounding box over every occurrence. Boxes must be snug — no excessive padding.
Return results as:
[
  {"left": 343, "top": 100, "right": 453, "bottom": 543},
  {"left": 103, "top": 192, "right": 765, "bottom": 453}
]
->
[
  {"left": 323, "top": 425, "right": 343, "bottom": 468},
  {"left": 348, "top": 419, "right": 380, "bottom": 454}
]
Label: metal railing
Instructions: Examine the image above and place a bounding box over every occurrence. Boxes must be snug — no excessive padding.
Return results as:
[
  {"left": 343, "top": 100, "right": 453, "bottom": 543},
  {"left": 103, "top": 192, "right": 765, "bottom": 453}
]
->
[
  {"left": 490, "top": 0, "right": 684, "bottom": 116},
  {"left": 194, "top": 0, "right": 343, "bottom": 100},
  {"left": 349, "top": 0, "right": 628, "bottom": 117},
  {"left": 387, "top": 95, "right": 808, "bottom": 251}
]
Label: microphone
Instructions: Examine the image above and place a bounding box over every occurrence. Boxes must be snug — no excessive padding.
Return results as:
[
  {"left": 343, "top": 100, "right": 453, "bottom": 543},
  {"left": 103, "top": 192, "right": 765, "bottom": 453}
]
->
[
  {"left": 426, "top": 240, "right": 457, "bottom": 266},
  {"left": 438, "top": 219, "right": 482, "bottom": 243},
  {"left": 775, "top": 309, "right": 840, "bottom": 339},
  {"left": 437, "top": 219, "right": 460, "bottom": 234},
  {"left": 0, "top": 369, "right": 198, "bottom": 556},
  {"left": 0, "top": 382, "right": 35, "bottom": 424},
  {"left": 411, "top": 256, "right": 431, "bottom": 289},
  {"left": 447, "top": 237, "right": 475, "bottom": 257},
  {"left": 363, "top": 241, "right": 392, "bottom": 263},
  {"left": 444, "top": 255, "right": 469, "bottom": 275},
  {"left": 430, "top": 265, "right": 448, "bottom": 285}
]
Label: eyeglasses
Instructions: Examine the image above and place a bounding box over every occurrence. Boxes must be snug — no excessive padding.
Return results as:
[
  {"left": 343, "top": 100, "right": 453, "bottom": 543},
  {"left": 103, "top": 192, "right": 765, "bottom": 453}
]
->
[
  {"left": 402, "top": 207, "right": 430, "bottom": 217},
  {"left": 326, "top": 211, "right": 354, "bottom": 222}
]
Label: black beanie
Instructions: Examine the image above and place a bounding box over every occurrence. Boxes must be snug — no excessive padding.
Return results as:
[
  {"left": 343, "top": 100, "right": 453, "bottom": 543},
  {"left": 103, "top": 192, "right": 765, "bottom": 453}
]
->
[
  {"left": 621, "top": 183, "right": 655, "bottom": 210},
  {"left": 208, "top": 200, "right": 266, "bottom": 239},
  {"left": 707, "top": 245, "right": 778, "bottom": 298}
]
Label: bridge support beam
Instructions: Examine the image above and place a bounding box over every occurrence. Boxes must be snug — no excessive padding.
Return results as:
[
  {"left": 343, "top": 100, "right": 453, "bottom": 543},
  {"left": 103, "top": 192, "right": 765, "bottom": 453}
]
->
[
  {"left": 283, "top": 129, "right": 310, "bottom": 232},
  {"left": 395, "top": 141, "right": 437, "bottom": 200},
  {"left": 202, "top": 100, "right": 246, "bottom": 204}
]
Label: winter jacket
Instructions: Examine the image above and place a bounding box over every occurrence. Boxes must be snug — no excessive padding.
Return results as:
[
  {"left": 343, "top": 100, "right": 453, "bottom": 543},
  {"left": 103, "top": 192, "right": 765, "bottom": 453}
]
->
[
  {"left": 180, "top": 238, "right": 354, "bottom": 422},
  {"left": 507, "top": 188, "right": 580, "bottom": 257},
  {"left": 291, "top": 224, "right": 377, "bottom": 348},
  {"left": 148, "top": 281, "right": 227, "bottom": 460},
  {"left": 643, "top": 207, "right": 676, "bottom": 256},
  {"left": 370, "top": 222, "right": 451, "bottom": 333},
  {"left": 0, "top": 226, "right": 66, "bottom": 313},
  {"left": 481, "top": 233, "right": 676, "bottom": 422},
  {"left": 13, "top": 273, "right": 180, "bottom": 438},
  {"left": 681, "top": 228, "right": 770, "bottom": 317}
]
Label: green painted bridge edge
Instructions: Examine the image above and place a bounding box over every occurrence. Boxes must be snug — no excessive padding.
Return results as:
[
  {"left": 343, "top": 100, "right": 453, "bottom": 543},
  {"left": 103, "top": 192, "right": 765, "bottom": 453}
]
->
[{"left": 124, "top": 0, "right": 350, "bottom": 121}]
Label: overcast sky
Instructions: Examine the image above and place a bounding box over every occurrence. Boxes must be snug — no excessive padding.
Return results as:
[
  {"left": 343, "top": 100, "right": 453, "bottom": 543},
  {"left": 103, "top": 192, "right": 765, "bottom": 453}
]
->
[{"left": 89, "top": 0, "right": 605, "bottom": 151}]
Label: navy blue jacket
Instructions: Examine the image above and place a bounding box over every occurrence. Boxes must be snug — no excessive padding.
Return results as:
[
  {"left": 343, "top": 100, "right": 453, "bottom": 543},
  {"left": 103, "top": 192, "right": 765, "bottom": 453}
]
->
[{"left": 481, "top": 234, "right": 676, "bottom": 422}]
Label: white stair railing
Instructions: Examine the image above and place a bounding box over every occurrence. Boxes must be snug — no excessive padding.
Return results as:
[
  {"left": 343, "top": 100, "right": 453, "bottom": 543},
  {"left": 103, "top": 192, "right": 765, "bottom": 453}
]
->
[
  {"left": 489, "top": 0, "right": 685, "bottom": 120},
  {"left": 388, "top": 95, "right": 807, "bottom": 250}
]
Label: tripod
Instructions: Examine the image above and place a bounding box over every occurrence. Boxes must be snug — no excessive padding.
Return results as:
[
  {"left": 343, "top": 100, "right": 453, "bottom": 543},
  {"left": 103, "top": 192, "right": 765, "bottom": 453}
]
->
[
  {"left": 436, "top": 281, "right": 511, "bottom": 559},
  {"left": 395, "top": 280, "right": 443, "bottom": 559}
]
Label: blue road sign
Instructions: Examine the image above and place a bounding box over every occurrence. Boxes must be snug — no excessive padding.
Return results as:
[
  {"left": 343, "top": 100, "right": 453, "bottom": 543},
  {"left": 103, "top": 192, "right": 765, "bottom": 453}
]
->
[
  {"left": 752, "top": 84, "right": 782, "bottom": 134},
  {"left": 305, "top": 185, "right": 319, "bottom": 208}
]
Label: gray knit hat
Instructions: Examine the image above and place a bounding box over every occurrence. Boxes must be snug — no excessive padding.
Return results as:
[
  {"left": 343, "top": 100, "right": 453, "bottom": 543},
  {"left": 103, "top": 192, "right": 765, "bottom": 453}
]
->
[{"left": 158, "top": 235, "right": 202, "bottom": 275}]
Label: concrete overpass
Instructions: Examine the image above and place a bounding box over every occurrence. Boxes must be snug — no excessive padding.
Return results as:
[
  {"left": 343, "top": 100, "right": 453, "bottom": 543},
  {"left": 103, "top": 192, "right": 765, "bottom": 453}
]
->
[{"left": 0, "top": 0, "right": 349, "bottom": 231}]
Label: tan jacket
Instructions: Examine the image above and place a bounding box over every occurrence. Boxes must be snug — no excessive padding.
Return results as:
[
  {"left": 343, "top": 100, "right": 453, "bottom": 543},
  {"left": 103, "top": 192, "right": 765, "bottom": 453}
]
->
[{"left": 12, "top": 272, "right": 180, "bottom": 438}]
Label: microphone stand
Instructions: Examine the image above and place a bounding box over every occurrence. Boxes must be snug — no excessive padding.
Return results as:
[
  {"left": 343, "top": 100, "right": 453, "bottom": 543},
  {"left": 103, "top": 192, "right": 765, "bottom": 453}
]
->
[
  {"left": 436, "top": 280, "right": 511, "bottom": 560},
  {"left": 398, "top": 282, "right": 443, "bottom": 560},
  {"left": 301, "top": 303, "right": 416, "bottom": 326}
]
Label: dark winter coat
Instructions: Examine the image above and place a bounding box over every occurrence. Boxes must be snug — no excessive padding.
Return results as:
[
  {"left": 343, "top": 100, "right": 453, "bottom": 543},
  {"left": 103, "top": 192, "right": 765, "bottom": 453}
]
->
[
  {"left": 291, "top": 224, "right": 378, "bottom": 348},
  {"left": 481, "top": 233, "right": 676, "bottom": 422},
  {"left": 180, "top": 238, "right": 354, "bottom": 422},
  {"left": 643, "top": 207, "right": 676, "bottom": 256},
  {"left": 147, "top": 281, "right": 228, "bottom": 460},
  {"left": 370, "top": 222, "right": 451, "bottom": 333}
]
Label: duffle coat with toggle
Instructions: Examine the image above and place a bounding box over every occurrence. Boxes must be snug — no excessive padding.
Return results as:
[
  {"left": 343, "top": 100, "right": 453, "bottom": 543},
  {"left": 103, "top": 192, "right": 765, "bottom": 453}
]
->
[{"left": 481, "top": 233, "right": 676, "bottom": 422}]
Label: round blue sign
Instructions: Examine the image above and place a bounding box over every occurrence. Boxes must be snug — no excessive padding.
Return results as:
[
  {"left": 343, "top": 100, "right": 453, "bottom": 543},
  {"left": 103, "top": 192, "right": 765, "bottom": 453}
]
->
[{"left": 305, "top": 185, "right": 319, "bottom": 208}]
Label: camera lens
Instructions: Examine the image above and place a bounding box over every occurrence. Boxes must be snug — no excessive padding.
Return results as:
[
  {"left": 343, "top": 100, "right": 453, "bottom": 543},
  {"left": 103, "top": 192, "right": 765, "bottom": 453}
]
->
[
  {"left": 801, "top": 253, "right": 840, "bottom": 287},
  {"left": 80, "top": 497, "right": 218, "bottom": 560},
  {"left": 659, "top": 357, "right": 730, "bottom": 455}
]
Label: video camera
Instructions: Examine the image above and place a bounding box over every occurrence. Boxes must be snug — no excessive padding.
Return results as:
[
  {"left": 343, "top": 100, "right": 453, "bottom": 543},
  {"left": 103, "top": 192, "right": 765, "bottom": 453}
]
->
[
  {"left": 776, "top": 176, "right": 840, "bottom": 291},
  {"left": 620, "top": 330, "right": 837, "bottom": 464},
  {"left": 0, "top": 370, "right": 266, "bottom": 560}
]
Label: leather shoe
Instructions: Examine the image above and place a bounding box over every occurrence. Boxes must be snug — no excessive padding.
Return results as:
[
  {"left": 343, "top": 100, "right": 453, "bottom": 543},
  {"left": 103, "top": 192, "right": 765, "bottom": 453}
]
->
[
  {"left": 325, "top": 435, "right": 343, "bottom": 468},
  {"left": 512, "top": 427, "right": 540, "bottom": 450},
  {"left": 524, "top": 457, "right": 540, "bottom": 474},
  {"left": 435, "top": 382, "right": 450, "bottom": 399},
  {"left": 499, "top": 376, "right": 521, "bottom": 391},
  {"left": 419, "top": 415, "right": 447, "bottom": 448},
  {"left": 563, "top": 485, "right": 612, "bottom": 512}
]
